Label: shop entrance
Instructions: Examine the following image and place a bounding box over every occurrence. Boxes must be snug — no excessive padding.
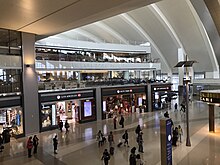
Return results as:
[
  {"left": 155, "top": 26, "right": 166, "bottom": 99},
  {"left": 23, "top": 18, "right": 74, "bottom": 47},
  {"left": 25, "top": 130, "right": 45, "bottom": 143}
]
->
[
  {"left": 41, "top": 100, "right": 81, "bottom": 130},
  {"left": 56, "top": 100, "right": 80, "bottom": 123},
  {"left": 103, "top": 93, "right": 146, "bottom": 116}
]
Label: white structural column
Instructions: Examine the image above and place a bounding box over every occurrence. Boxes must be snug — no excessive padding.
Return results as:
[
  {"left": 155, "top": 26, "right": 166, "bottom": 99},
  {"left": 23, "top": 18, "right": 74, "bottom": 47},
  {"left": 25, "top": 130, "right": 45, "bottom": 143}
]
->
[
  {"left": 108, "top": 71, "right": 112, "bottom": 79},
  {"left": 123, "top": 71, "right": 129, "bottom": 80},
  {"left": 135, "top": 71, "right": 141, "bottom": 78},
  {"left": 22, "top": 32, "right": 40, "bottom": 136},
  {"left": 77, "top": 71, "right": 81, "bottom": 84}
]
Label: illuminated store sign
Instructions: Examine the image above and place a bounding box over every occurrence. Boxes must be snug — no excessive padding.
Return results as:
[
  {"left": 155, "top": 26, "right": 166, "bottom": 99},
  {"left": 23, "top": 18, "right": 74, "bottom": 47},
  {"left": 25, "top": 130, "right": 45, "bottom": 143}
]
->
[
  {"left": 102, "top": 86, "right": 146, "bottom": 96},
  {"left": 153, "top": 87, "right": 170, "bottom": 91},
  {"left": 40, "top": 90, "right": 94, "bottom": 103},
  {"left": 116, "top": 89, "right": 132, "bottom": 94}
]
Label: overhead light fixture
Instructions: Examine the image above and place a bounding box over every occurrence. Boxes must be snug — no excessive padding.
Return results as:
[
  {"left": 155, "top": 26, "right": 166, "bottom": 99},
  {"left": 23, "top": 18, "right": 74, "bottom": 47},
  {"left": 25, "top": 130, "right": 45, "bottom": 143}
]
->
[{"left": 25, "top": 64, "right": 31, "bottom": 67}]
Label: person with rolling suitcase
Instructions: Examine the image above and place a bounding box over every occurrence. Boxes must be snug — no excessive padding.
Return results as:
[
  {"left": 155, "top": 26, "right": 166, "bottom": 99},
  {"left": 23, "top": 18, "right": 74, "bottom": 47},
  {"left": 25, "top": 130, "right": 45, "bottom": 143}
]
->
[
  {"left": 108, "top": 131, "right": 114, "bottom": 147},
  {"left": 117, "top": 139, "right": 123, "bottom": 147},
  {"left": 122, "top": 130, "right": 129, "bottom": 147}
]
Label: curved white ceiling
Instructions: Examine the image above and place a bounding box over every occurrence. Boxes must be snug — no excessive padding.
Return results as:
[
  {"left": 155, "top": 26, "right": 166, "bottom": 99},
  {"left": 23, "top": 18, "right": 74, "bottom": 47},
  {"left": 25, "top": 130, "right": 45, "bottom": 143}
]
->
[{"left": 44, "top": 0, "right": 218, "bottom": 73}]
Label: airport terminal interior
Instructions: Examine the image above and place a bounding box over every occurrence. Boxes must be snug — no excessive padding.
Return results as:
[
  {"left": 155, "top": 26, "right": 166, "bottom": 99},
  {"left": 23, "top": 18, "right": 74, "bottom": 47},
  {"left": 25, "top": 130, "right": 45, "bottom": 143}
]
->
[{"left": 1, "top": 0, "right": 220, "bottom": 164}]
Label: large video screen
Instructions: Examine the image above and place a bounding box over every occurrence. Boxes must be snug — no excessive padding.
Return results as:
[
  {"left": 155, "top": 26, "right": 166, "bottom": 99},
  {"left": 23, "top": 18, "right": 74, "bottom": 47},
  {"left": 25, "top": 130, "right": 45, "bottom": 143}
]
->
[{"left": 84, "top": 101, "right": 92, "bottom": 117}]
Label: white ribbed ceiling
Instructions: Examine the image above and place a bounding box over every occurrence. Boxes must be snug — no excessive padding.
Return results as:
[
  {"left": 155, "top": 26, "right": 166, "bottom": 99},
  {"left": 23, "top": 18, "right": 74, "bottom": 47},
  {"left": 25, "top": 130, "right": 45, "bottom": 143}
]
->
[{"left": 39, "top": 0, "right": 219, "bottom": 74}]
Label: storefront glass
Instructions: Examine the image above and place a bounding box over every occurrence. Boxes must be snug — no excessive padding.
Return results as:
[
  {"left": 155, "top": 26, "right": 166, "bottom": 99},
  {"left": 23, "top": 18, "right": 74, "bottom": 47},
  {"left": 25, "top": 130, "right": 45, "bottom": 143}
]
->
[{"left": 0, "top": 107, "right": 23, "bottom": 136}]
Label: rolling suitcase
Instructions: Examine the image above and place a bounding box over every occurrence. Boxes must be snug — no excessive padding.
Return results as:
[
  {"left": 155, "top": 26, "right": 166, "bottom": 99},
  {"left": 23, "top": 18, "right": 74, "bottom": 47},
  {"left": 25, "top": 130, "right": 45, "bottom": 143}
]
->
[
  {"left": 110, "top": 146, "right": 114, "bottom": 155},
  {"left": 117, "top": 142, "right": 123, "bottom": 147}
]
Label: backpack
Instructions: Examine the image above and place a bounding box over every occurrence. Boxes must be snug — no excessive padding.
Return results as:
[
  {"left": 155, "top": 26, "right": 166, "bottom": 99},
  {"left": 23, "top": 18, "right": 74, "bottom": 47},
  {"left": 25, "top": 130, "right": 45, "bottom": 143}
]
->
[{"left": 122, "top": 134, "right": 125, "bottom": 139}]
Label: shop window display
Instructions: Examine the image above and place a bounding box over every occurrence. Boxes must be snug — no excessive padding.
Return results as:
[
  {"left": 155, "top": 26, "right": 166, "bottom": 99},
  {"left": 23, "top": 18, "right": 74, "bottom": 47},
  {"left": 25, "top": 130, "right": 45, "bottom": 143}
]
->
[
  {"left": 41, "top": 105, "right": 52, "bottom": 128},
  {"left": 0, "top": 107, "right": 23, "bottom": 137}
]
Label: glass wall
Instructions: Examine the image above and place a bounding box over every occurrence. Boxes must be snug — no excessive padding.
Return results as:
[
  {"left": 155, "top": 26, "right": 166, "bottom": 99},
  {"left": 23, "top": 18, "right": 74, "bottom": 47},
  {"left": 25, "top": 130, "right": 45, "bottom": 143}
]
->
[
  {"left": 0, "top": 28, "right": 22, "bottom": 94},
  {"left": 0, "top": 69, "right": 21, "bottom": 93},
  {"left": 0, "top": 28, "right": 22, "bottom": 56}
]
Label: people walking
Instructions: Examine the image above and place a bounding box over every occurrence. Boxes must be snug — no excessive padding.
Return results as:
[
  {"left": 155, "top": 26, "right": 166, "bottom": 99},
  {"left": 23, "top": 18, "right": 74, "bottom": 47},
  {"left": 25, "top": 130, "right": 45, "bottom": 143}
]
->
[
  {"left": 164, "top": 111, "right": 169, "bottom": 118},
  {"left": 53, "top": 135, "right": 58, "bottom": 154},
  {"left": 59, "top": 120, "right": 63, "bottom": 132},
  {"left": 178, "top": 125, "right": 183, "bottom": 143},
  {"left": 135, "top": 125, "right": 141, "bottom": 135},
  {"left": 137, "top": 132, "right": 144, "bottom": 153},
  {"left": 64, "top": 120, "right": 70, "bottom": 133},
  {"left": 180, "top": 103, "right": 186, "bottom": 112},
  {"left": 129, "top": 147, "right": 137, "bottom": 165},
  {"left": 101, "top": 149, "right": 110, "bottom": 165},
  {"left": 27, "top": 136, "right": 33, "bottom": 158},
  {"left": 33, "top": 135, "right": 39, "bottom": 154},
  {"left": 174, "top": 103, "right": 178, "bottom": 111},
  {"left": 108, "top": 131, "right": 114, "bottom": 147},
  {"left": 97, "top": 130, "right": 104, "bottom": 147},
  {"left": 113, "top": 116, "right": 117, "bottom": 129},
  {"left": 119, "top": 115, "right": 125, "bottom": 128},
  {"left": 172, "top": 127, "right": 179, "bottom": 146},
  {"left": 136, "top": 154, "right": 145, "bottom": 165},
  {"left": 122, "top": 130, "right": 129, "bottom": 147}
]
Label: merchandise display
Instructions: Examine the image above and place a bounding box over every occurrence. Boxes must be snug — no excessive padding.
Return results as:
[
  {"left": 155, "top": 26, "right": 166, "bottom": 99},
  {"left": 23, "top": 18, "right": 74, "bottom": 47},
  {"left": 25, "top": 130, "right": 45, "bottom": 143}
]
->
[{"left": 0, "top": 107, "right": 23, "bottom": 136}]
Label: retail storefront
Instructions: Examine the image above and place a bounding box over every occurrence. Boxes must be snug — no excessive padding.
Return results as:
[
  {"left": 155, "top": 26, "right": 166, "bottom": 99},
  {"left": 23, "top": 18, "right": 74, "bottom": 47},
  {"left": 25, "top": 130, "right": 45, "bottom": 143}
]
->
[
  {"left": 39, "top": 89, "right": 96, "bottom": 132},
  {"left": 151, "top": 83, "right": 172, "bottom": 111},
  {"left": 0, "top": 94, "right": 24, "bottom": 139},
  {"left": 101, "top": 85, "right": 147, "bottom": 119}
]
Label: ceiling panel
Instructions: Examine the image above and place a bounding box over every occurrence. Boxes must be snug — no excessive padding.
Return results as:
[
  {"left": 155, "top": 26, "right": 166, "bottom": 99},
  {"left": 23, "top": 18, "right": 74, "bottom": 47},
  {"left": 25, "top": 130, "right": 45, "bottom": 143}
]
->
[
  {"left": 156, "top": 0, "right": 214, "bottom": 72},
  {"left": 0, "top": 0, "right": 161, "bottom": 36},
  {"left": 102, "top": 16, "right": 147, "bottom": 45},
  {"left": 128, "top": 6, "right": 179, "bottom": 69}
]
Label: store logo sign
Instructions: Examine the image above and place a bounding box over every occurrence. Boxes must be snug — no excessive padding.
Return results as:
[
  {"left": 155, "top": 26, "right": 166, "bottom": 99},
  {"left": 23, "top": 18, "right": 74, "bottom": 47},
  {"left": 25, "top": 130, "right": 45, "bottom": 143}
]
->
[
  {"left": 117, "top": 89, "right": 133, "bottom": 94},
  {"left": 56, "top": 94, "right": 81, "bottom": 100}
]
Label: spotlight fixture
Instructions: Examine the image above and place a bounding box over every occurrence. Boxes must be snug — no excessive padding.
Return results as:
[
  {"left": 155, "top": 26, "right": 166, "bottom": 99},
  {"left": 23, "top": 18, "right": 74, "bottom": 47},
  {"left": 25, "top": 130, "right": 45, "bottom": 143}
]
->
[{"left": 25, "top": 64, "right": 30, "bottom": 67}]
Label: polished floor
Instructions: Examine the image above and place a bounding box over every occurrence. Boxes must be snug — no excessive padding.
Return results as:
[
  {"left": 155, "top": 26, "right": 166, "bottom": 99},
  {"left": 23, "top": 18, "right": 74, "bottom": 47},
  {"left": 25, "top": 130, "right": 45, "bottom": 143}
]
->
[{"left": 0, "top": 100, "right": 220, "bottom": 165}]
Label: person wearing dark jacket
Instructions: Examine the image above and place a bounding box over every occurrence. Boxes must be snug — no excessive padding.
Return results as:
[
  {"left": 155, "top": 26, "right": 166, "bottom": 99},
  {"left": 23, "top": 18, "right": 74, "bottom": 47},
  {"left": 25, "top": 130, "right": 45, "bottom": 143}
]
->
[
  {"left": 33, "top": 135, "right": 39, "bottom": 154},
  {"left": 113, "top": 116, "right": 117, "bottom": 129},
  {"left": 164, "top": 111, "right": 169, "bottom": 118},
  {"left": 172, "top": 127, "right": 179, "bottom": 146},
  {"left": 122, "top": 130, "right": 129, "bottom": 147},
  {"left": 101, "top": 149, "right": 110, "bottom": 165},
  {"left": 59, "top": 120, "right": 63, "bottom": 132},
  {"left": 65, "top": 120, "right": 70, "bottom": 133},
  {"left": 129, "top": 147, "right": 137, "bottom": 165},
  {"left": 53, "top": 135, "right": 58, "bottom": 154},
  {"left": 135, "top": 125, "right": 141, "bottom": 135},
  {"left": 137, "top": 132, "right": 144, "bottom": 153},
  {"left": 119, "top": 115, "right": 125, "bottom": 128}
]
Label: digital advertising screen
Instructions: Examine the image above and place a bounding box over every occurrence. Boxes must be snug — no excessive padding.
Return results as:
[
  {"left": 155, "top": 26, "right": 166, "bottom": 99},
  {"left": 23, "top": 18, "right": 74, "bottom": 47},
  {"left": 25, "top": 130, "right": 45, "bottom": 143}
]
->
[
  {"left": 103, "top": 101, "right": 106, "bottom": 112},
  {"left": 138, "top": 98, "right": 143, "bottom": 106},
  {"left": 84, "top": 101, "right": 92, "bottom": 117}
]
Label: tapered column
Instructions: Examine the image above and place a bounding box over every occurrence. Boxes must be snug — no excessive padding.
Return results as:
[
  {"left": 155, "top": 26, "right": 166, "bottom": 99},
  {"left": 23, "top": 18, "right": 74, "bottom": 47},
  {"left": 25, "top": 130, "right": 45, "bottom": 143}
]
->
[{"left": 209, "top": 104, "right": 215, "bottom": 132}]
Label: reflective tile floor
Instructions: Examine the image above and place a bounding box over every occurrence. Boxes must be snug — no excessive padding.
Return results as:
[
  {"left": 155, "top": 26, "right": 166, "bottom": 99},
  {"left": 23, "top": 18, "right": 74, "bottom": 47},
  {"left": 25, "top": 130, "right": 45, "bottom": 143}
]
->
[{"left": 1, "top": 100, "right": 220, "bottom": 165}]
